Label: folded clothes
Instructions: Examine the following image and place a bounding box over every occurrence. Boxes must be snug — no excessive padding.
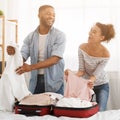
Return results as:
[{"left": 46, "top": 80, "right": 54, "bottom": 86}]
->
[
  {"left": 56, "top": 97, "right": 93, "bottom": 108},
  {"left": 19, "top": 92, "right": 63, "bottom": 106}
]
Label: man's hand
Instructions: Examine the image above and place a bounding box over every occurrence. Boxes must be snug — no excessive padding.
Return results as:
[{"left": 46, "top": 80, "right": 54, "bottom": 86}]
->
[
  {"left": 7, "top": 46, "right": 15, "bottom": 55},
  {"left": 16, "top": 63, "right": 32, "bottom": 75}
]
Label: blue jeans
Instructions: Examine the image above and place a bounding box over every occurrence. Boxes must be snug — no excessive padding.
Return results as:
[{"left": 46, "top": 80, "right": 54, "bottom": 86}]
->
[
  {"left": 56, "top": 83, "right": 64, "bottom": 95},
  {"left": 34, "top": 75, "right": 45, "bottom": 94},
  {"left": 34, "top": 75, "right": 64, "bottom": 95},
  {"left": 93, "top": 83, "right": 109, "bottom": 111}
]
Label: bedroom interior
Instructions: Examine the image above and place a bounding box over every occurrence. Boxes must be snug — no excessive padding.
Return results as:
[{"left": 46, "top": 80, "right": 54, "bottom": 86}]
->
[{"left": 0, "top": 0, "right": 120, "bottom": 119}]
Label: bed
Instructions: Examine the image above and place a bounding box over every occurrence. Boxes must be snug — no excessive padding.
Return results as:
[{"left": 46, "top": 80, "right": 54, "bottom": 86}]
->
[{"left": 0, "top": 109, "right": 120, "bottom": 120}]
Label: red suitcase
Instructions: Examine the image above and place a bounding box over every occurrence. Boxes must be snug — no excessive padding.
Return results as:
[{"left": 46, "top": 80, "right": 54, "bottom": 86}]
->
[
  {"left": 53, "top": 71, "right": 99, "bottom": 118},
  {"left": 53, "top": 103, "right": 99, "bottom": 118},
  {"left": 14, "top": 92, "right": 62, "bottom": 116},
  {"left": 14, "top": 102, "right": 52, "bottom": 116}
]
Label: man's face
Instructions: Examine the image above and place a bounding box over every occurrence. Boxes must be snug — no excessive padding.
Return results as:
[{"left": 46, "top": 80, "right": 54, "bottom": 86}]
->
[{"left": 39, "top": 7, "right": 55, "bottom": 27}]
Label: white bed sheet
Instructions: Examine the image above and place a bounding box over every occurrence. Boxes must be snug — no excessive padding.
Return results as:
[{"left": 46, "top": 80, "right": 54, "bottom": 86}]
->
[{"left": 0, "top": 109, "right": 120, "bottom": 120}]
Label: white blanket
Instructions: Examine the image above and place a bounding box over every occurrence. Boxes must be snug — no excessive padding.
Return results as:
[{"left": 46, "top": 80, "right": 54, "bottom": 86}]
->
[
  {"left": 0, "top": 109, "right": 120, "bottom": 120},
  {"left": 0, "top": 42, "right": 31, "bottom": 112}
]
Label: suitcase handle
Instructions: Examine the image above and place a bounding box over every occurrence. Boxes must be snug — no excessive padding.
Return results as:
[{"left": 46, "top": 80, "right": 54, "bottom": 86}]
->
[
  {"left": 36, "top": 110, "right": 41, "bottom": 113},
  {"left": 17, "top": 108, "right": 22, "bottom": 111},
  {"left": 16, "top": 108, "right": 42, "bottom": 116}
]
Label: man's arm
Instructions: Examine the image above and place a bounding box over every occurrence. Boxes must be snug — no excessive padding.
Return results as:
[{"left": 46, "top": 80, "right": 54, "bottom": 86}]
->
[{"left": 16, "top": 56, "right": 61, "bottom": 74}]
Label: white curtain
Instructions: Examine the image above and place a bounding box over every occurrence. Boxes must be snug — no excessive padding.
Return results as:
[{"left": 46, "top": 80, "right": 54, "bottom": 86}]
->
[{"left": 2, "top": 0, "right": 120, "bottom": 110}]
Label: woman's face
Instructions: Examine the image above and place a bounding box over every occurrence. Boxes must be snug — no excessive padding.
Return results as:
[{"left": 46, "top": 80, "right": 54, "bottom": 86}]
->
[{"left": 88, "top": 25, "right": 104, "bottom": 43}]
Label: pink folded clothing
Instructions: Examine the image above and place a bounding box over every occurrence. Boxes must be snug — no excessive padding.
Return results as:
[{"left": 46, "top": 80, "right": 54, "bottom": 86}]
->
[{"left": 64, "top": 71, "right": 94, "bottom": 101}]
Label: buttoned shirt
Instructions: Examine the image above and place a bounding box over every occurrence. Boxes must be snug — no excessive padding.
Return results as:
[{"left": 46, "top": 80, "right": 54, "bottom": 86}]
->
[{"left": 21, "top": 26, "right": 66, "bottom": 93}]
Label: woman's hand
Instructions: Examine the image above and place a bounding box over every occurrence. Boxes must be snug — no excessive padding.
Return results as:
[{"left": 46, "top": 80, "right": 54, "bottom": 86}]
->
[
  {"left": 64, "top": 69, "right": 71, "bottom": 76},
  {"left": 88, "top": 76, "right": 96, "bottom": 89},
  {"left": 75, "top": 71, "right": 84, "bottom": 77},
  {"left": 7, "top": 46, "right": 15, "bottom": 55},
  {"left": 88, "top": 80, "right": 95, "bottom": 89}
]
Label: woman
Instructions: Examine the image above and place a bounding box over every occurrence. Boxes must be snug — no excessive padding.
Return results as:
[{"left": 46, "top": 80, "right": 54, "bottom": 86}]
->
[{"left": 65, "top": 22, "right": 115, "bottom": 111}]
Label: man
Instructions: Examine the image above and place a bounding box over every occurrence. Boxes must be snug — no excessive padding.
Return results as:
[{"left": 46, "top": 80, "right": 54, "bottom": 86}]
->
[{"left": 7, "top": 5, "right": 66, "bottom": 95}]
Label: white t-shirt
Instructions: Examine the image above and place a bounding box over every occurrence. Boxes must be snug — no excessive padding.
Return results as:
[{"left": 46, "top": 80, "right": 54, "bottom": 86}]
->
[{"left": 38, "top": 34, "right": 47, "bottom": 74}]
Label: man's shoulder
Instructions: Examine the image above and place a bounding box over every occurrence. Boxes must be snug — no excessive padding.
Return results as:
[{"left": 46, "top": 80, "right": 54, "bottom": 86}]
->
[
  {"left": 26, "top": 28, "right": 38, "bottom": 38},
  {"left": 51, "top": 27, "right": 65, "bottom": 35}
]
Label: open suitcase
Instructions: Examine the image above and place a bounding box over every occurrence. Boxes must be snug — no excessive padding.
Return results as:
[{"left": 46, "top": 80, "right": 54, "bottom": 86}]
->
[
  {"left": 14, "top": 71, "right": 99, "bottom": 118},
  {"left": 15, "top": 102, "right": 52, "bottom": 116},
  {"left": 14, "top": 92, "right": 62, "bottom": 116},
  {"left": 52, "top": 71, "right": 99, "bottom": 118},
  {"left": 53, "top": 103, "right": 99, "bottom": 118},
  {"left": 15, "top": 99, "right": 99, "bottom": 118}
]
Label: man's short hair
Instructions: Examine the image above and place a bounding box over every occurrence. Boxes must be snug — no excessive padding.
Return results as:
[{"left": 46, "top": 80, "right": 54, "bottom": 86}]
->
[{"left": 39, "top": 5, "right": 54, "bottom": 13}]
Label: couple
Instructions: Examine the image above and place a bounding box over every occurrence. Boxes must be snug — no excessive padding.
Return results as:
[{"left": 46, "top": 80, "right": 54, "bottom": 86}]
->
[{"left": 6, "top": 5, "right": 115, "bottom": 111}]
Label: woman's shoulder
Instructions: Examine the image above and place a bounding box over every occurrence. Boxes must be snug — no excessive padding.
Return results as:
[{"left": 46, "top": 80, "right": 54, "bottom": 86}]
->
[
  {"left": 101, "top": 46, "right": 110, "bottom": 57},
  {"left": 79, "top": 43, "right": 87, "bottom": 50},
  {"left": 79, "top": 43, "right": 110, "bottom": 58}
]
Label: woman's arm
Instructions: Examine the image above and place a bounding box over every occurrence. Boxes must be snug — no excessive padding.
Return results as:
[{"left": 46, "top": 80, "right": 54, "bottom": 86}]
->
[{"left": 75, "top": 71, "right": 85, "bottom": 77}]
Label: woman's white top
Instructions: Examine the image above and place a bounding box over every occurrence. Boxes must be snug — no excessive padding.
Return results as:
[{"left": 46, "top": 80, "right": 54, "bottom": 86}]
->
[{"left": 78, "top": 48, "right": 109, "bottom": 86}]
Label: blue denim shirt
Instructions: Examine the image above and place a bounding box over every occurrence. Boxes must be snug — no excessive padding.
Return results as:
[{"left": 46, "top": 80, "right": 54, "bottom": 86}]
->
[{"left": 21, "top": 26, "right": 66, "bottom": 93}]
